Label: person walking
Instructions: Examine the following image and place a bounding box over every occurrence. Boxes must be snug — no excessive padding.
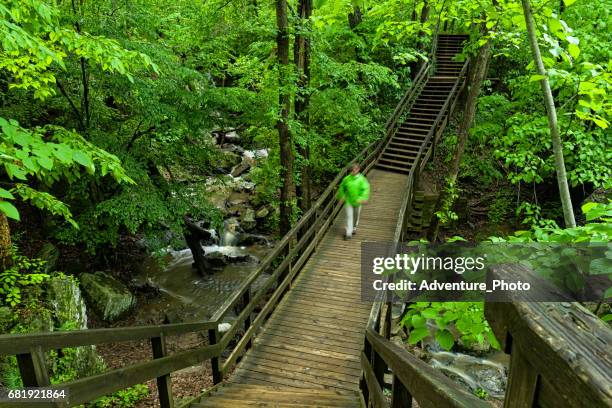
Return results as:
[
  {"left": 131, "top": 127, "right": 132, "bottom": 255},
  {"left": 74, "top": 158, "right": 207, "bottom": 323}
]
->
[{"left": 337, "top": 163, "right": 370, "bottom": 240}]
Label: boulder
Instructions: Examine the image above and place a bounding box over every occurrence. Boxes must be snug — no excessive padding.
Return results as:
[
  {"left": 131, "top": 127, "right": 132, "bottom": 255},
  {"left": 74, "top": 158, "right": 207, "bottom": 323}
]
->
[
  {"left": 46, "top": 275, "right": 87, "bottom": 329},
  {"left": 241, "top": 208, "right": 257, "bottom": 231},
  {"left": 217, "top": 151, "right": 241, "bottom": 173},
  {"left": 46, "top": 275, "right": 106, "bottom": 376},
  {"left": 80, "top": 272, "right": 136, "bottom": 322},
  {"left": 224, "top": 131, "right": 241, "bottom": 144},
  {"left": 203, "top": 252, "right": 228, "bottom": 270},
  {"left": 37, "top": 243, "right": 59, "bottom": 273},
  {"left": 255, "top": 206, "right": 270, "bottom": 219},
  {"left": 238, "top": 233, "right": 270, "bottom": 246},
  {"left": 230, "top": 159, "right": 251, "bottom": 177}
]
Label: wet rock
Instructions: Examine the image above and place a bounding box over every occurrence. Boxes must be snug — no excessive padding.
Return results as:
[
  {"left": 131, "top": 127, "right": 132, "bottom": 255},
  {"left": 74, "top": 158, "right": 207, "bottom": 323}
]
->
[
  {"left": 241, "top": 208, "right": 257, "bottom": 231},
  {"left": 224, "top": 131, "right": 241, "bottom": 144},
  {"left": 203, "top": 249, "right": 252, "bottom": 270},
  {"left": 217, "top": 151, "right": 241, "bottom": 173},
  {"left": 204, "top": 252, "right": 229, "bottom": 270},
  {"left": 255, "top": 206, "right": 270, "bottom": 219},
  {"left": 233, "top": 177, "right": 255, "bottom": 192},
  {"left": 238, "top": 233, "right": 270, "bottom": 246},
  {"left": 37, "top": 243, "right": 59, "bottom": 273},
  {"left": 80, "top": 272, "right": 136, "bottom": 322},
  {"left": 230, "top": 159, "right": 251, "bottom": 177},
  {"left": 222, "top": 144, "right": 245, "bottom": 155},
  {"left": 429, "top": 351, "right": 507, "bottom": 398},
  {"left": 244, "top": 149, "right": 269, "bottom": 161}
]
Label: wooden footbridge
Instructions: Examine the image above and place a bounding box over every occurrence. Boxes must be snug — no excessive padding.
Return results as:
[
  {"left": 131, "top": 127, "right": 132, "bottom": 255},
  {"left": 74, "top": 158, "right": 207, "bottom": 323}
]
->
[{"left": 1, "top": 35, "right": 610, "bottom": 408}]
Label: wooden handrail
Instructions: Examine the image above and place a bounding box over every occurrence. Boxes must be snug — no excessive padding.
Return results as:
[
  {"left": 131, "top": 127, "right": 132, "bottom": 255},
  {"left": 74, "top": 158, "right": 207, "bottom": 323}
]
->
[
  {"left": 0, "top": 321, "right": 218, "bottom": 356},
  {"left": 485, "top": 265, "right": 612, "bottom": 407}
]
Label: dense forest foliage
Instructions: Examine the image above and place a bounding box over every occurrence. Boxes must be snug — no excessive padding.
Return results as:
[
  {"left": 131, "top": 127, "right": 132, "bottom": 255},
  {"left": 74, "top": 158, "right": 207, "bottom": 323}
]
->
[{"left": 0, "top": 0, "right": 610, "bottom": 403}]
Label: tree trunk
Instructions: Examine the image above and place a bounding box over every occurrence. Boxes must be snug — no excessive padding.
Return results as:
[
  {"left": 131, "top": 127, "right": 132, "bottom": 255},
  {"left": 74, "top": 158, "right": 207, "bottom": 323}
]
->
[
  {"left": 521, "top": 0, "right": 576, "bottom": 227},
  {"left": 0, "top": 213, "right": 12, "bottom": 270},
  {"left": 427, "top": 37, "right": 493, "bottom": 241},
  {"left": 295, "top": 0, "right": 312, "bottom": 213},
  {"left": 276, "top": 0, "right": 296, "bottom": 235},
  {"left": 348, "top": 6, "right": 362, "bottom": 30}
]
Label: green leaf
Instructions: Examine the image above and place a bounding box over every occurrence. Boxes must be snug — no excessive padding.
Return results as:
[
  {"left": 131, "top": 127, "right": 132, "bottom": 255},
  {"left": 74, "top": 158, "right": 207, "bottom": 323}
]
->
[
  {"left": 568, "top": 43, "right": 580, "bottom": 59},
  {"left": 435, "top": 329, "right": 455, "bottom": 350},
  {"left": 412, "top": 315, "right": 426, "bottom": 328},
  {"left": 0, "top": 201, "right": 20, "bottom": 220},
  {"left": 37, "top": 155, "right": 53, "bottom": 170},
  {"left": 0, "top": 188, "right": 14, "bottom": 200},
  {"left": 73, "top": 151, "right": 94, "bottom": 170},
  {"left": 487, "top": 331, "right": 501, "bottom": 349},
  {"left": 563, "top": 0, "right": 577, "bottom": 6},
  {"left": 408, "top": 327, "right": 429, "bottom": 344},
  {"left": 53, "top": 145, "right": 73, "bottom": 163}
]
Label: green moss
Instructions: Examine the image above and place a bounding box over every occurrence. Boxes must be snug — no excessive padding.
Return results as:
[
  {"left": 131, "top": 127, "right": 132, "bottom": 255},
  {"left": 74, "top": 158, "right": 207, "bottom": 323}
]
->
[{"left": 80, "top": 272, "right": 135, "bottom": 322}]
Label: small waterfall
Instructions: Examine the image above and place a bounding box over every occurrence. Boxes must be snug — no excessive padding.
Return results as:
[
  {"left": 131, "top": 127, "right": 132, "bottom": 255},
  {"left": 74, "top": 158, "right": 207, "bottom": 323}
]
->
[{"left": 220, "top": 219, "right": 239, "bottom": 246}]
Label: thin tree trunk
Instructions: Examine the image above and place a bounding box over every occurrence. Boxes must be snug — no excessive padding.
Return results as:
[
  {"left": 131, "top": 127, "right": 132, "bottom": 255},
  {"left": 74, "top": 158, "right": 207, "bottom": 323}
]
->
[
  {"left": 276, "top": 0, "right": 296, "bottom": 235},
  {"left": 521, "top": 0, "right": 576, "bottom": 227},
  {"left": 348, "top": 5, "right": 362, "bottom": 30},
  {"left": 71, "top": 0, "right": 90, "bottom": 131},
  {"left": 0, "top": 214, "right": 11, "bottom": 270},
  {"left": 294, "top": 0, "right": 312, "bottom": 212},
  {"left": 427, "top": 37, "right": 493, "bottom": 241}
]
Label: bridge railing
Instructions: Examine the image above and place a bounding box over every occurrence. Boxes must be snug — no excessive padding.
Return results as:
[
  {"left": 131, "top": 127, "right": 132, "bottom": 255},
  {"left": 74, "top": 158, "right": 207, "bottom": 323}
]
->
[
  {"left": 485, "top": 265, "right": 612, "bottom": 407},
  {"left": 360, "top": 59, "right": 481, "bottom": 408},
  {"left": 0, "top": 90, "right": 407, "bottom": 406}
]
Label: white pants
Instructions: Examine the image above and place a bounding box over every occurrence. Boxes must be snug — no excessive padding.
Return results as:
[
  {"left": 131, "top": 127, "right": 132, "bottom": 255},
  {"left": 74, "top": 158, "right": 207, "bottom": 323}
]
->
[{"left": 345, "top": 204, "right": 362, "bottom": 237}]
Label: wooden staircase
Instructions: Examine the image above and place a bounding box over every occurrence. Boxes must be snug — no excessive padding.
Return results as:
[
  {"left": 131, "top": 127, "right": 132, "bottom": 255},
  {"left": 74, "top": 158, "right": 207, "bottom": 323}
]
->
[{"left": 377, "top": 34, "right": 468, "bottom": 174}]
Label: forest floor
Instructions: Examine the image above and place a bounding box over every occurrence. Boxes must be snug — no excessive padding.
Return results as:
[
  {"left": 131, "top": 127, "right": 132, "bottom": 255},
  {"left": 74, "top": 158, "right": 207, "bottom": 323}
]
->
[{"left": 94, "top": 313, "right": 216, "bottom": 406}]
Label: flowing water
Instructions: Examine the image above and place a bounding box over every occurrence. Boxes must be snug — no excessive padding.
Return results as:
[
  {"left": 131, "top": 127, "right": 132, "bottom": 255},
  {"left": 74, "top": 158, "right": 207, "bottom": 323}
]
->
[{"left": 132, "top": 243, "right": 272, "bottom": 324}]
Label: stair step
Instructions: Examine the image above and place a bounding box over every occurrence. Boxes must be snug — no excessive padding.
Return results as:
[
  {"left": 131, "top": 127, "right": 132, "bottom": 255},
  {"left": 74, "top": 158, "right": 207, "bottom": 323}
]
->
[
  {"left": 390, "top": 139, "right": 424, "bottom": 148},
  {"left": 387, "top": 145, "right": 421, "bottom": 154},
  {"left": 383, "top": 151, "right": 417, "bottom": 161},
  {"left": 376, "top": 162, "right": 411, "bottom": 174},
  {"left": 379, "top": 157, "right": 415, "bottom": 166}
]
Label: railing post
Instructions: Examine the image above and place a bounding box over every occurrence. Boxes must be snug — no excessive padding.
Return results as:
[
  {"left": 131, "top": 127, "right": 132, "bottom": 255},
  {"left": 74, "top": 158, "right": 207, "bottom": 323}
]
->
[
  {"left": 384, "top": 301, "right": 392, "bottom": 340},
  {"left": 243, "top": 289, "right": 252, "bottom": 351},
  {"left": 391, "top": 374, "right": 412, "bottom": 407},
  {"left": 372, "top": 349, "right": 386, "bottom": 392},
  {"left": 17, "top": 347, "right": 50, "bottom": 387},
  {"left": 151, "top": 334, "right": 174, "bottom": 408},
  {"left": 504, "top": 341, "right": 539, "bottom": 407},
  {"left": 208, "top": 328, "right": 222, "bottom": 384}
]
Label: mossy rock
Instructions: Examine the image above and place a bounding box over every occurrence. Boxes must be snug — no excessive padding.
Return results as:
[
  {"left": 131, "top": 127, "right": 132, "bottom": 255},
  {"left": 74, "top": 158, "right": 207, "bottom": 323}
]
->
[
  {"left": 46, "top": 275, "right": 87, "bottom": 329},
  {"left": 80, "top": 272, "right": 135, "bottom": 322}
]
